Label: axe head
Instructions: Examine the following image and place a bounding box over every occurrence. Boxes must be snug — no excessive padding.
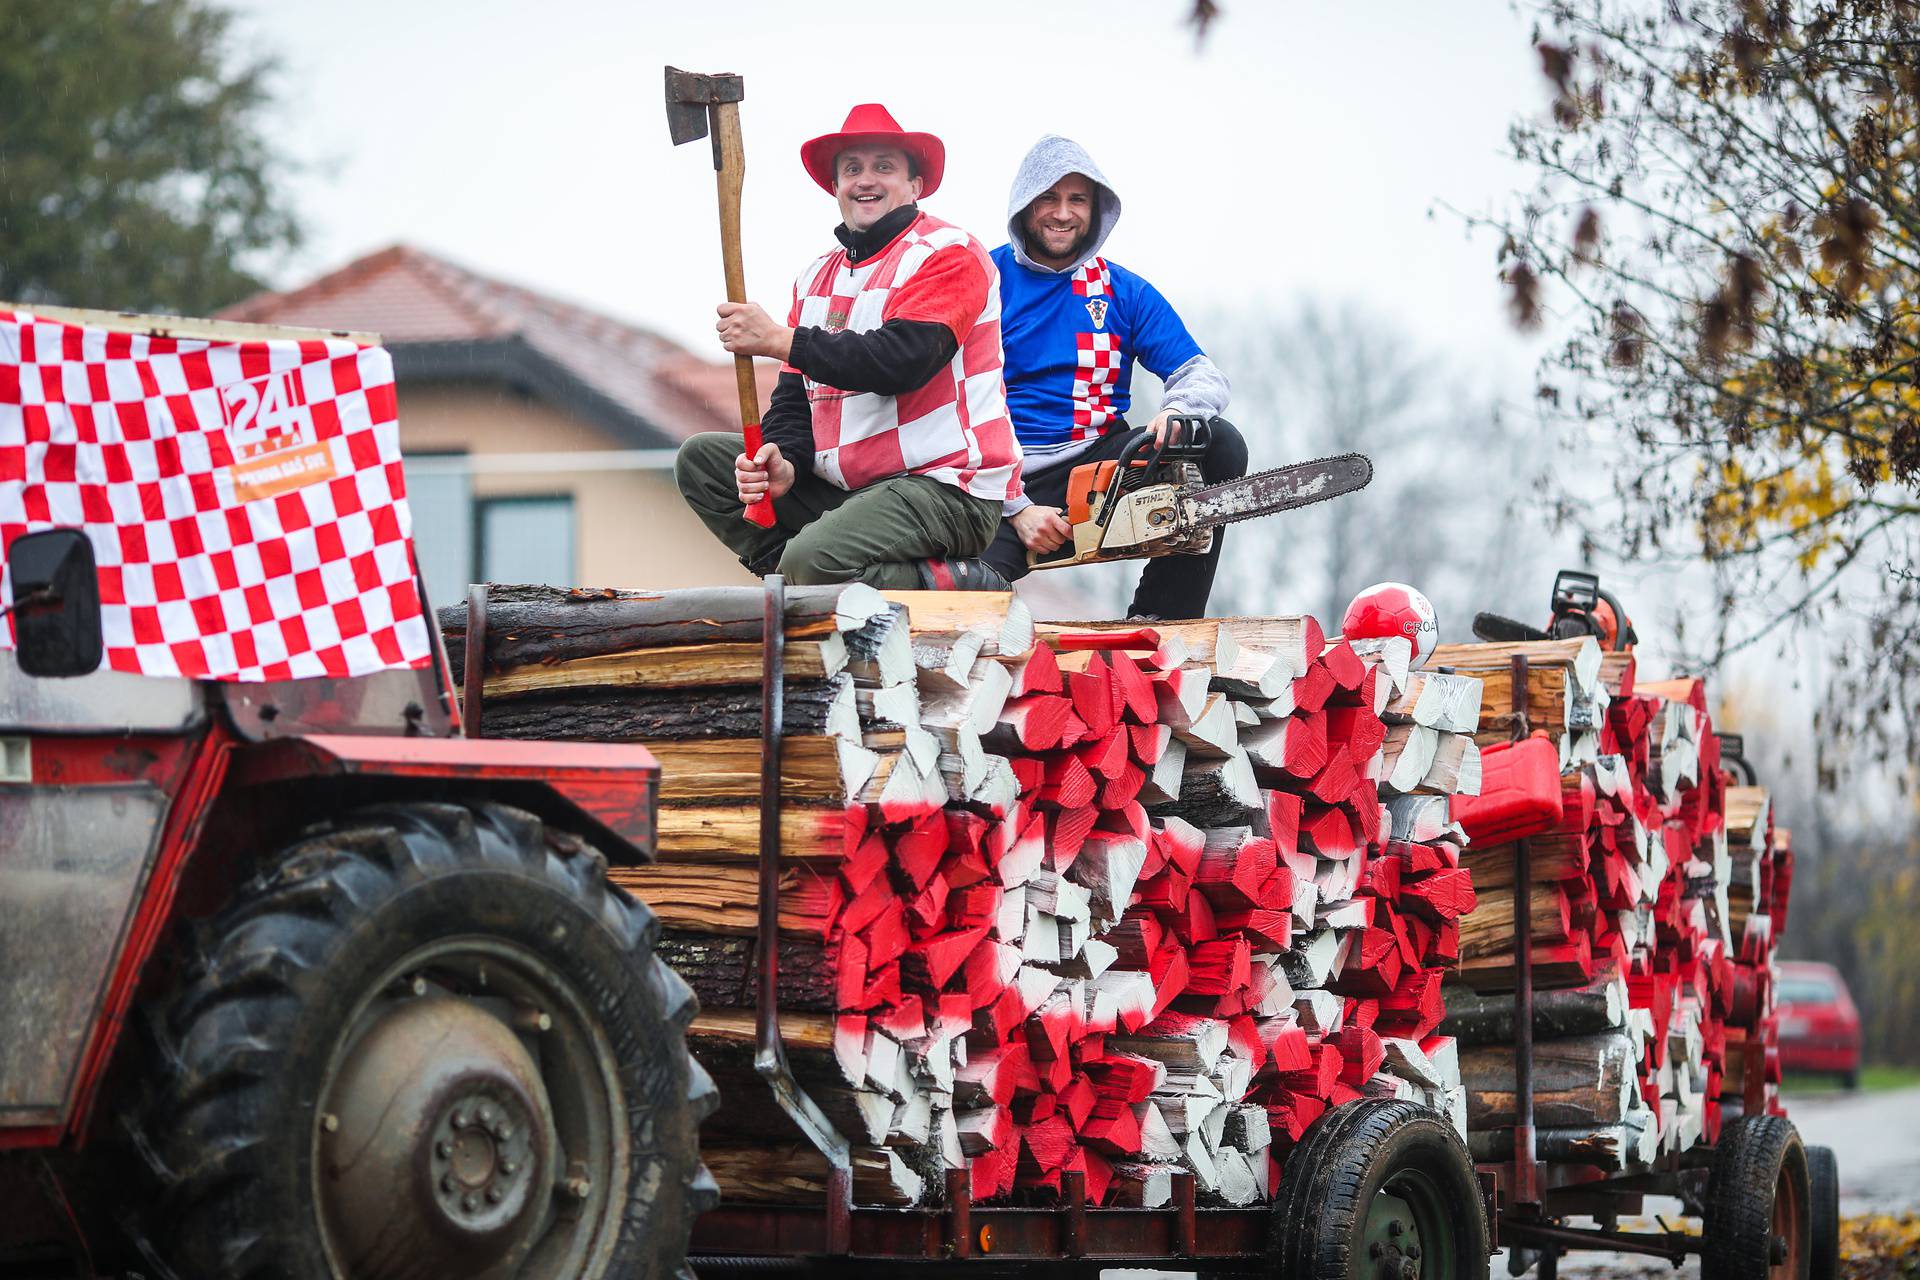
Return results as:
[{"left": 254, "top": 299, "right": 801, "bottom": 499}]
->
[{"left": 664, "top": 66, "right": 744, "bottom": 146}]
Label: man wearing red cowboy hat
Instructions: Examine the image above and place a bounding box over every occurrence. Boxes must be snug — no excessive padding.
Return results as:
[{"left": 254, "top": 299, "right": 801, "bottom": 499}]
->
[{"left": 674, "top": 103, "right": 1023, "bottom": 590}]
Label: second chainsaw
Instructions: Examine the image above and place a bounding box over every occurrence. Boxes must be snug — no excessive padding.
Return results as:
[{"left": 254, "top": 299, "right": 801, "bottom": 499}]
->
[{"left": 1027, "top": 416, "right": 1374, "bottom": 570}]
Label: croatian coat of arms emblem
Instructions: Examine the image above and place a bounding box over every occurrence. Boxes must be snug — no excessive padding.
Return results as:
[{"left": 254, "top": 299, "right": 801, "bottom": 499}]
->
[{"left": 1085, "top": 299, "right": 1108, "bottom": 330}]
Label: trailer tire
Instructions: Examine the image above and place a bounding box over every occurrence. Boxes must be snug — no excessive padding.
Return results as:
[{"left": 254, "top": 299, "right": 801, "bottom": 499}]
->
[
  {"left": 1806, "top": 1144, "right": 1839, "bottom": 1280},
  {"left": 1270, "top": 1100, "right": 1488, "bottom": 1280},
  {"left": 139, "top": 801, "right": 718, "bottom": 1280},
  {"left": 1703, "top": 1114, "right": 1810, "bottom": 1280}
]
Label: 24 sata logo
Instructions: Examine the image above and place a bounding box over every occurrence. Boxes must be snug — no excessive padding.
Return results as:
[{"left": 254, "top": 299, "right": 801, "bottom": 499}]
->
[{"left": 218, "top": 368, "right": 337, "bottom": 502}]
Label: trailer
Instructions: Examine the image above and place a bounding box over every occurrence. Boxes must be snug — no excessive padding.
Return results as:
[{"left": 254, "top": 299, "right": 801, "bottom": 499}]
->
[{"left": 468, "top": 582, "right": 1837, "bottom": 1280}]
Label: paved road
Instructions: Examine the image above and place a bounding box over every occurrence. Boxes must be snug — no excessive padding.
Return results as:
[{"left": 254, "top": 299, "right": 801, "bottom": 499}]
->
[{"left": 1110, "top": 1086, "right": 1920, "bottom": 1280}]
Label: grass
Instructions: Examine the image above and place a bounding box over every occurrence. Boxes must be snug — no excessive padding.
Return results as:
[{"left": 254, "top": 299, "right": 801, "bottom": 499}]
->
[{"left": 1784, "top": 1065, "right": 1920, "bottom": 1095}]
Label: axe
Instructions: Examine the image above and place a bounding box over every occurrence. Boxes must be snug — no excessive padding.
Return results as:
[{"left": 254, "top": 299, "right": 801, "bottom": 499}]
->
[{"left": 665, "top": 65, "right": 776, "bottom": 528}]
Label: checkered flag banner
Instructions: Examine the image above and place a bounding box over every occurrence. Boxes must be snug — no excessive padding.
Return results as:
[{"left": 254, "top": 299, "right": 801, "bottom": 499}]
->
[{"left": 0, "top": 309, "right": 433, "bottom": 681}]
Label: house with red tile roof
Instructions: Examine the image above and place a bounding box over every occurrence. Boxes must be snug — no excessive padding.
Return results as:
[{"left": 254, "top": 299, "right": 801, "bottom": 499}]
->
[{"left": 219, "top": 244, "right": 769, "bottom": 602}]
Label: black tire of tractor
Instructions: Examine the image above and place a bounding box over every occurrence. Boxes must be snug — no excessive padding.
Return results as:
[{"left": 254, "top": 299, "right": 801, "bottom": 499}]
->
[
  {"left": 137, "top": 800, "right": 719, "bottom": 1280},
  {"left": 1806, "top": 1144, "right": 1840, "bottom": 1280},
  {"left": 1269, "top": 1099, "right": 1489, "bottom": 1280},
  {"left": 1703, "top": 1114, "right": 1811, "bottom": 1280}
]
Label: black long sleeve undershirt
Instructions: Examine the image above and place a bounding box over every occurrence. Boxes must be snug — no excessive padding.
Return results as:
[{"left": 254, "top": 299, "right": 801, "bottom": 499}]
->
[
  {"left": 789, "top": 318, "right": 959, "bottom": 395},
  {"left": 759, "top": 370, "right": 815, "bottom": 474}
]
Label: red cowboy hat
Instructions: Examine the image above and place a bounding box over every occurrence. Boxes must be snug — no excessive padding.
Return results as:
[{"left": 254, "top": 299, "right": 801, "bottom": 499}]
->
[{"left": 800, "top": 103, "right": 946, "bottom": 198}]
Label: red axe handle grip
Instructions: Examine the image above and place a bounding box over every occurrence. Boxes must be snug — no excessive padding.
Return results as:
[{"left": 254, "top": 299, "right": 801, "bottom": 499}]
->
[{"left": 741, "top": 418, "right": 776, "bottom": 528}]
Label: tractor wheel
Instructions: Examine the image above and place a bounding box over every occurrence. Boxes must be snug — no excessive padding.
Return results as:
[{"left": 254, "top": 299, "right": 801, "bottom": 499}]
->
[
  {"left": 140, "top": 801, "right": 718, "bottom": 1280},
  {"left": 1703, "top": 1114, "right": 1811, "bottom": 1280},
  {"left": 1270, "top": 1100, "right": 1489, "bottom": 1280},
  {"left": 1806, "top": 1144, "right": 1840, "bottom": 1280}
]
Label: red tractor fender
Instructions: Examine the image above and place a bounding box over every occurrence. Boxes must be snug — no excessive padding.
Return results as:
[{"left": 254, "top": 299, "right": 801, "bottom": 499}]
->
[{"left": 231, "top": 733, "right": 662, "bottom": 861}]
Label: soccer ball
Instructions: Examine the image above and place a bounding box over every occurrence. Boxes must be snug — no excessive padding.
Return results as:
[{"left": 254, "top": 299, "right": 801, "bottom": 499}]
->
[{"left": 1342, "top": 582, "right": 1439, "bottom": 669}]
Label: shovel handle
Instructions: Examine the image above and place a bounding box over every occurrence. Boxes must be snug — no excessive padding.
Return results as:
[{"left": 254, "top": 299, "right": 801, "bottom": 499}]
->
[{"left": 709, "top": 102, "right": 778, "bottom": 528}]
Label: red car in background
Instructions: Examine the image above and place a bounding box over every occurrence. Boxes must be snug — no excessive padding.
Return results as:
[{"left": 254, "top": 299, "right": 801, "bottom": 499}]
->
[{"left": 1776, "top": 960, "right": 1864, "bottom": 1088}]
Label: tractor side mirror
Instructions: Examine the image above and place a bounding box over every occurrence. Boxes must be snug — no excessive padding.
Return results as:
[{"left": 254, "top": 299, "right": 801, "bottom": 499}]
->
[{"left": 5, "top": 529, "right": 103, "bottom": 677}]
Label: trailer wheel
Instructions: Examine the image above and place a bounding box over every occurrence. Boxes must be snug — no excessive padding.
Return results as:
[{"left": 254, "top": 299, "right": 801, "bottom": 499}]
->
[
  {"left": 1270, "top": 1100, "right": 1488, "bottom": 1280},
  {"left": 1806, "top": 1144, "right": 1840, "bottom": 1280},
  {"left": 140, "top": 801, "right": 718, "bottom": 1280},
  {"left": 1703, "top": 1114, "right": 1810, "bottom": 1280}
]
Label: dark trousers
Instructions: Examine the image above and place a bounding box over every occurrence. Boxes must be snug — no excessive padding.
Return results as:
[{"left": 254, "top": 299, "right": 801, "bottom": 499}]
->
[{"left": 982, "top": 417, "right": 1249, "bottom": 619}]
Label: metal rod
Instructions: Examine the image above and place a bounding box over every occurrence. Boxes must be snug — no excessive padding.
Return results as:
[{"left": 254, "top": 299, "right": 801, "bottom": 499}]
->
[
  {"left": 462, "top": 583, "right": 488, "bottom": 737},
  {"left": 1510, "top": 653, "right": 1538, "bottom": 1207},
  {"left": 1499, "top": 1217, "right": 1700, "bottom": 1263},
  {"left": 1063, "top": 1169, "right": 1086, "bottom": 1257},
  {"left": 749, "top": 574, "right": 853, "bottom": 1249},
  {"left": 1172, "top": 1171, "right": 1196, "bottom": 1256},
  {"left": 946, "top": 1168, "right": 971, "bottom": 1259}
]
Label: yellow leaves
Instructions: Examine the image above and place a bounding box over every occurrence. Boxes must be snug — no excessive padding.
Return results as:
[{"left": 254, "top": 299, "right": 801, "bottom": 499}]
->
[
  {"left": 1838, "top": 1211, "right": 1920, "bottom": 1275},
  {"left": 1702, "top": 448, "right": 1847, "bottom": 567}
]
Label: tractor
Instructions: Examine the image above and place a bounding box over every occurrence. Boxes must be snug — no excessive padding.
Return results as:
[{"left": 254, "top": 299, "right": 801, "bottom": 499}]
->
[{"left": 0, "top": 309, "right": 714, "bottom": 1279}]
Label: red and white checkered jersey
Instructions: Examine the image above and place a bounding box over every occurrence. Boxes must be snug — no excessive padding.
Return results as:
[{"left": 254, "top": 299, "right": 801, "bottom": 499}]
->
[
  {"left": 0, "top": 310, "right": 432, "bottom": 681},
  {"left": 784, "top": 213, "right": 1023, "bottom": 501}
]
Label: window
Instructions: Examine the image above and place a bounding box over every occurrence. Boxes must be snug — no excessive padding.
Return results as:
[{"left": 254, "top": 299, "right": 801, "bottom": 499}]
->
[
  {"left": 1778, "top": 977, "right": 1837, "bottom": 1005},
  {"left": 478, "top": 495, "right": 575, "bottom": 587},
  {"left": 403, "top": 452, "right": 474, "bottom": 609}
]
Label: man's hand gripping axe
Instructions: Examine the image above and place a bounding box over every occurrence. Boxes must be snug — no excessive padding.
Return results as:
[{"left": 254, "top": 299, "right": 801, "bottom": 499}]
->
[{"left": 666, "top": 66, "right": 775, "bottom": 528}]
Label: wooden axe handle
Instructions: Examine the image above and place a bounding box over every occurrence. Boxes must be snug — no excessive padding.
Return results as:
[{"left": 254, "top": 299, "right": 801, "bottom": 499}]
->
[{"left": 711, "top": 101, "right": 776, "bottom": 528}]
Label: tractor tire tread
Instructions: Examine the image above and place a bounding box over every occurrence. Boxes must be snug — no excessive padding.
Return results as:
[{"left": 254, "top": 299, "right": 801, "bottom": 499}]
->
[{"left": 136, "top": 798, "right": 712, "bottom": 1280}]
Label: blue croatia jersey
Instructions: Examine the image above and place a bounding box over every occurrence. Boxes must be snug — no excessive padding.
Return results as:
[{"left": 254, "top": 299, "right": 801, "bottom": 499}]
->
[{"left": 990, "top": 247, "right": 1204, "bottom": 457}]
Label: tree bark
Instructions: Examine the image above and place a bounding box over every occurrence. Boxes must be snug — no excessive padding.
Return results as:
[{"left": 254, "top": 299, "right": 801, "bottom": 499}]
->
[
  {"left": 473, "top": 679, "right": 847, "bottom": 742},
  {"left": 658, "top": 932, "right": 836, "bottom": 1010},
  {"left": 440, "top": 582, "right": 885, "bottom": 671},
  {"left": 1440, "top": 971, "right": 1626, "bottom": 1045}
]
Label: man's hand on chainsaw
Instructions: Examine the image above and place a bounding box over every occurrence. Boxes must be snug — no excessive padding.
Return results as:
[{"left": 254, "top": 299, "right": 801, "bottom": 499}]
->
[
  {"left": 736, "top": 442, "right": 795, "bottom": 505},
  {"left": 1147, "top": 408, "right": 1189, "bottom": 446},
  {"left": 1011, "top": 505, "right": 1073, "bottom": 554},
  {"left": 716, "top": 301, "right": 795, "bottom": 361}
]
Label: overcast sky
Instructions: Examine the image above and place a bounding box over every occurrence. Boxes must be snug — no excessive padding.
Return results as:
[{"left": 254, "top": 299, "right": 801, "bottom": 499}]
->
[{"left": 228, "top": 0, "right": 1551, "bottom": 388}]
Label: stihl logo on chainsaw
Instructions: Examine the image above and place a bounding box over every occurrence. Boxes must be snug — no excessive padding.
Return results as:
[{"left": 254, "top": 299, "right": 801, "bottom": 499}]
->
[{"left": 218, "top": 369, "right": 338, "bottom": 503}]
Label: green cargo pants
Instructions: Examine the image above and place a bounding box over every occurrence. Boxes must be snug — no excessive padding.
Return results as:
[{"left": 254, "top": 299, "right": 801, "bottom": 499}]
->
[{"left": 673, "top": 432, "right": 1002, "bottom": 588}]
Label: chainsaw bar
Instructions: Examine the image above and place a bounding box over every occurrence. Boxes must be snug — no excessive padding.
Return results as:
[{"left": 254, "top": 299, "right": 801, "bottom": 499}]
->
[{"left": 1183, "top": 451, "right": 1373, "bottom": 529}]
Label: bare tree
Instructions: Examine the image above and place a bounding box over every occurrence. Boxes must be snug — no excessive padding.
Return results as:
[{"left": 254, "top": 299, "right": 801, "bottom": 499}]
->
[
  {"left": 1475, "top": 0, "right": 1920, "bottom": 769},
  {"left": 1203, "top": 303, "right": 1553, "bottom": 639}
]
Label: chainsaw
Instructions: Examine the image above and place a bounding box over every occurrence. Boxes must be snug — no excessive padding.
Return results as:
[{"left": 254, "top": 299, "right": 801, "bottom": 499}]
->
[
  {"left": 1470, "top": 569, "right": 1638, "bottom": 651},
  {"left": 1027, "top": 417, "right": 1374, "bottom": 570}
]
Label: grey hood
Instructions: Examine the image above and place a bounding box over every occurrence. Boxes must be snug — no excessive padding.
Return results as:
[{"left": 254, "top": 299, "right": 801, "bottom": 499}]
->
[{"left": 1005, "top": 134, "right": 1122, "bottom": 274}]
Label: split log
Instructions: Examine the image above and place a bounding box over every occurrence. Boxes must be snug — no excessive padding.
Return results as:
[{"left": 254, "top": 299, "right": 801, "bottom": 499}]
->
[
  {"left": 661, "top": 934, "right": 834, "bottom": 1010},
  {"left": 1466, "top": 1119, "right": 1653, "bottom": 1172},
  {"left": 1439, "top": 969, "right": 1628, "bottom": 1046},
  {"left": 702, "top": 1144, "right": 927, "bottom": 1206},
  {"left": 1460, "top": 1032, "right": 1637, "bottom": 1128},
  {"left": 474, "top": 679, "right": 850, "bottom": 742},
  {"left": 440, "top": 581, "right": 891, "bottom": 671}
]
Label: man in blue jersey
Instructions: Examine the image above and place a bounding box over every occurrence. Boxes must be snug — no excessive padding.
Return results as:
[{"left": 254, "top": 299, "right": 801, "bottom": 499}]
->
[{"left": 980, "top": 135, "right": 1244, "bottom": 619}]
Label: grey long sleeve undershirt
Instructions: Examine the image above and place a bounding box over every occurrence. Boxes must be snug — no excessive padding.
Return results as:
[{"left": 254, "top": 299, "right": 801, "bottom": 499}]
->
[{"left": 1002, "top": 352, "right": 1233, "bottom": 516}]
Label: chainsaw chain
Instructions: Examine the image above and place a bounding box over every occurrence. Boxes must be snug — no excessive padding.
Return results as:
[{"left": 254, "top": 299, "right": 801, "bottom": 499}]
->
[{"left": 1184, "top": 451, "right": 1374, "bottom": 529}]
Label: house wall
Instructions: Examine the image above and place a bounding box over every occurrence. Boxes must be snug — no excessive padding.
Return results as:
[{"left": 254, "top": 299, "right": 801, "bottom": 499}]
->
[{"left": 392, "top": 382, "right": 754, "bottom": 592}]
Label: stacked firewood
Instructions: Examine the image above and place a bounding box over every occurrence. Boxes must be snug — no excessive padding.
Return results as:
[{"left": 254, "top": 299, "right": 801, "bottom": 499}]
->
[
  {"left": 1429, "top": 640, "right": 1793, "bottom": 1173},
  {"left": 442, "top": 586, "right": 1482, "bottom": 1207}
]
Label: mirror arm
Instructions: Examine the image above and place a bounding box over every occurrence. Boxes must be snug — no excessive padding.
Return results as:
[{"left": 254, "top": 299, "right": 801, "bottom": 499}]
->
[{"left": 0, "top": 586, "right": 59, "bottom": 621}]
